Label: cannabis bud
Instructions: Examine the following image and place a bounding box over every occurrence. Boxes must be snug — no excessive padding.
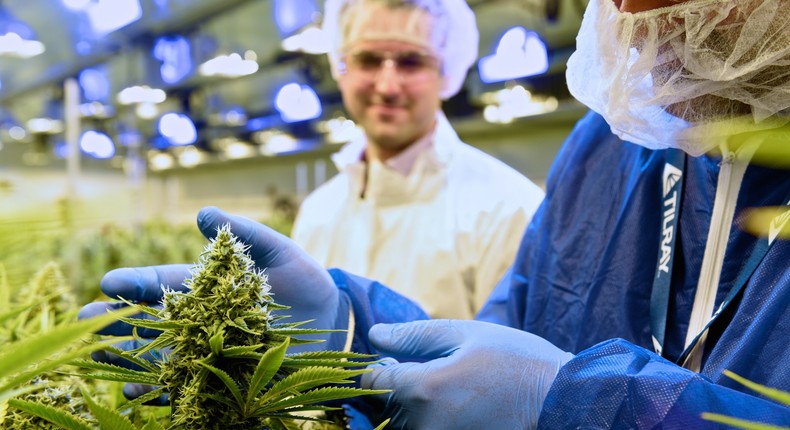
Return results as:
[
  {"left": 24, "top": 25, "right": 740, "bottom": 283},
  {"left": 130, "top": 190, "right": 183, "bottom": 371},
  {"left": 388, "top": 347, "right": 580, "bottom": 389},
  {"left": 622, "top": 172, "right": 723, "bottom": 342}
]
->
[{"left": 86, "top": 224, "right": 387, "bottom": 430}]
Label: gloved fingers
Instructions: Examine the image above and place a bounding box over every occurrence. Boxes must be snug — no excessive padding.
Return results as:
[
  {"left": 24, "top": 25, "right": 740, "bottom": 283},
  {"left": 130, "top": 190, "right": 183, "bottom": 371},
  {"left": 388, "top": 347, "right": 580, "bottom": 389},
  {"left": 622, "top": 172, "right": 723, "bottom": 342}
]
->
[
  {"left": 78, "top": 301, "right": 164, "bottom": 337},
  {"left": 368, "top": 319, "right": 467, "bottom": 361},
  {"left": 360, "top": 359, "right": 439, "bottom": 427},
  {"left": 343, "top": 404, "right": 376, "bottom": 430},
  {"left": 101, "top": 265, "right": 192, "bottom": 303},
  {"left": 123, "top": 383, "right": 169, "bottom": 405},
  {"left": 359, "top": 357, "right": 401, "bottom": 398}
]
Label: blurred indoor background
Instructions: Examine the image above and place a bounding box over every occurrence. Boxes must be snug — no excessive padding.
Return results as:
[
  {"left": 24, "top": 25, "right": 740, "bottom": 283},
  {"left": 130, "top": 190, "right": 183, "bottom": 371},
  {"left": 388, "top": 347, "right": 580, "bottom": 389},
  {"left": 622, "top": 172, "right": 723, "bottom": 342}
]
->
[{"left": 0, "top": 0, "right": 588, "bottom": 291}]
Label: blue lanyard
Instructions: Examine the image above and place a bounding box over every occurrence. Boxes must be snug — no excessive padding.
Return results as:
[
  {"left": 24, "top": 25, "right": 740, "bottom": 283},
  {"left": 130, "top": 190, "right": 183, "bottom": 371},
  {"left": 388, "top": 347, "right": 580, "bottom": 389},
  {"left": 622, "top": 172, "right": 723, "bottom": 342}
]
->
[
  {"left": 649, "top": 149, "right": 685, "bottom": 357},
  {"left": 649, "top": 150, "right": 789, "bottom": 363}
]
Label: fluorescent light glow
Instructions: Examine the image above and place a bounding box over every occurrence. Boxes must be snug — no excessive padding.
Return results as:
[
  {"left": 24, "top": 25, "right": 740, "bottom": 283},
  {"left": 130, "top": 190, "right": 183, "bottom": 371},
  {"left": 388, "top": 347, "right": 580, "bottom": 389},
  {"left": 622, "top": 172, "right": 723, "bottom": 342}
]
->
[
  {"left": 79, "top": 130, "right": 116, "bottom": 159},
  {"left": 79, "top": 67, "right": 110, "bottom": 102},
  {"left": 61, "top": 0, "right": 91, "bottom": 11},
  {"left": 153, "top": 35, "right": 192, "bottom": 84},
  {"left": 26, "top": 118, "right": 64, "bottom": 134},
  {"left": 158, "top": 112, "right": 197, "bottom": 146},
  {"left": 198, "top": 52, "right": 258, "bottom": 77},
  {"left": 0, "top": 32, "right": 45, "bottom": 58},
  {"left": 478, "top": 27, "right": 549, "bottom": 84},
  {"left": 86, "top": 0, "right": 142, "bottom": 36},
  {"left": 274, "top": 83, "right": 322, "bottom": 123},
  {"left": 79, "top": 102, "right": 115, "bottom": 118},
  {"left": 8, "top": 126, "right": 26, "bottom": 140},
  {"left": 149, "top": 151, "right": 175, "bottom": 171},
  {"left": 482, "top": 85, "right": 559, "bottom": 123},
  {"left": 176, "top": 146, "right": 206, "bottom": 168},
  {"left": 281, "top": 26, "right": 330, "bottom": 54},
  {"left": 260, "top": 133, "right": 298, "bottom": 155},
  {"left": 117, "top": 85, "right": 167, "bottom": 105},
  {"left": 135, "top": 102, "right": 159, "bottom": 120}
]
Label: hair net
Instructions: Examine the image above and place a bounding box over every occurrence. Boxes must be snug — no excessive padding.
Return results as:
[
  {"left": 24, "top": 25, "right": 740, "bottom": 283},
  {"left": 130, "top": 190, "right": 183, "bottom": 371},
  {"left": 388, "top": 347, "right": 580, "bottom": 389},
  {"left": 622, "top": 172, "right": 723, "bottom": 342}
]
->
[
  {"left": 566, "top": 0, "right": 790, "bottom": 156},
  {"left": 322, "top": 0, "right": 479, "bottom": 99}
]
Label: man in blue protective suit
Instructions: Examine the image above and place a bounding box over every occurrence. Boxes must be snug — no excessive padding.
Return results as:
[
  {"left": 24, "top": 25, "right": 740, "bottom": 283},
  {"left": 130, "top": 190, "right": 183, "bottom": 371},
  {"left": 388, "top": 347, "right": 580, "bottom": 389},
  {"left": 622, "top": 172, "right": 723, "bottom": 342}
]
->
[{"left": 80, "top": 0, "right": 790, "bottom": 427}]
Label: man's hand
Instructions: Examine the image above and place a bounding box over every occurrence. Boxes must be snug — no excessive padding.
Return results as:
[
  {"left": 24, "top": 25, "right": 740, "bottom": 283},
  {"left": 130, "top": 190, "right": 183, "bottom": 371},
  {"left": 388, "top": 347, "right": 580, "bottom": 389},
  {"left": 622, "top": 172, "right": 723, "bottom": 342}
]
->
[{"left": 361, "top": 319, "right": 574, "bottom": 429}]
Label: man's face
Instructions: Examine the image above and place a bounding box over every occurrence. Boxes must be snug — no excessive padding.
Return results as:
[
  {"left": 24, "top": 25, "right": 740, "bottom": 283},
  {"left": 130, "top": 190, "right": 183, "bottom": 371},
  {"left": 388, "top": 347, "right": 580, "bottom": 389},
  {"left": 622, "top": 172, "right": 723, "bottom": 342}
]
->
[{"left": 337, "top": 6, "right": 443, "bottom": 156}]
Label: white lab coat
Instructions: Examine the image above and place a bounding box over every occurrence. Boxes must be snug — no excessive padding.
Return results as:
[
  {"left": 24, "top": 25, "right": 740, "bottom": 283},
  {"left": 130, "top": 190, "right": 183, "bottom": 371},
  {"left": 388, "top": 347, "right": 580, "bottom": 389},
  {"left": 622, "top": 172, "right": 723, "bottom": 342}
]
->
[{"left": 291, "top": 113, "right": 544, "bottom": 319}]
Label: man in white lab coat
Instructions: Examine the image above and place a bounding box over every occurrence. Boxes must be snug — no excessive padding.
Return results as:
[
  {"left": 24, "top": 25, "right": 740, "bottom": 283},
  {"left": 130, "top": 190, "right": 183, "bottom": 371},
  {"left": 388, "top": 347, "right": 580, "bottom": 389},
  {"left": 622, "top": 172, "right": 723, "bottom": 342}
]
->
[{"left": 291, "top": 0, "right": 544, "bottom": 319}]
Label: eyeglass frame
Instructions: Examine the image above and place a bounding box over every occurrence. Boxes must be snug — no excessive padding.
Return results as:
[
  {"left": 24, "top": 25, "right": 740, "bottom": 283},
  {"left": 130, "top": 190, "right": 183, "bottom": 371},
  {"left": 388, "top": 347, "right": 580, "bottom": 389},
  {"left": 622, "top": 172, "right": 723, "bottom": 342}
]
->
[{"left": 337, "top": 49, "right": 443, "bottom": 84}]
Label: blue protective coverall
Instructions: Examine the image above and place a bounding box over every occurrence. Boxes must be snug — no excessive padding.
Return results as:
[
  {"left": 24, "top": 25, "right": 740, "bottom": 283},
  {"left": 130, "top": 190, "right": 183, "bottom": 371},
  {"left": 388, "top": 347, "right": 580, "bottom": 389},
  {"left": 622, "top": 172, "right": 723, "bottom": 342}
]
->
[{"left": 330, "top": 111, "right": 790, "bottom": 428}]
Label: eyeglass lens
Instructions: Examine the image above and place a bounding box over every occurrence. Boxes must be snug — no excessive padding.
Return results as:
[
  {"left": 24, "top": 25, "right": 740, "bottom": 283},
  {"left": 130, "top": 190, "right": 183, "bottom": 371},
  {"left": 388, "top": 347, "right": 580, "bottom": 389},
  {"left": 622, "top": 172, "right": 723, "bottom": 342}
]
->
[{"left": 343, "top": 50, "right": 439, "bottom": 82}]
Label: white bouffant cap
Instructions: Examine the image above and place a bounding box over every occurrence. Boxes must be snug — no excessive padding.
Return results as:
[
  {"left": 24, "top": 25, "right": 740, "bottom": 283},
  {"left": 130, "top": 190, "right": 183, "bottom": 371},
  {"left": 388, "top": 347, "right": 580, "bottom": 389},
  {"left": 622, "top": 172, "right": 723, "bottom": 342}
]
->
[{"left": 322, "top": 0, "right": 479, "bottom": 99}]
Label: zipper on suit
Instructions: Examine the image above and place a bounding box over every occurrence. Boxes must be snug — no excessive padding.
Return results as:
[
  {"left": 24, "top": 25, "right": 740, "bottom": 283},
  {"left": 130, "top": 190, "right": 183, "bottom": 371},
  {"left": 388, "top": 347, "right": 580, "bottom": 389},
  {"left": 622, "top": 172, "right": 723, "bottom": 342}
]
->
[{"left": 684, "top": 141, "right": 760, "bottom": 372}]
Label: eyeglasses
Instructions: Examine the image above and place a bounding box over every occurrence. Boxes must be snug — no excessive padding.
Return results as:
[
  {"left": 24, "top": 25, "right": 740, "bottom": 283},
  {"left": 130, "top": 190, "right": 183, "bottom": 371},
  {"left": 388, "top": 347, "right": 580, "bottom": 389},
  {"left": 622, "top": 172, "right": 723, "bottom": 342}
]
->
[{"left": 339, "top": 50, "right": 441, "bottom": 84}]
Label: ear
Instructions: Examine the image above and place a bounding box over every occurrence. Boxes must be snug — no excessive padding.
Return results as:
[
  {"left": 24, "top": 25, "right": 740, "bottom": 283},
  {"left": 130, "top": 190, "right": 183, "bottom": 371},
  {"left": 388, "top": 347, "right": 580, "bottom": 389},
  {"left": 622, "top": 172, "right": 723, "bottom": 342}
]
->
[
  {"left": 439, "top": 74, "right": 451, "bottom": 101},
  {"left": 336, "top": 73, "right": 349, "bottom": 92}
]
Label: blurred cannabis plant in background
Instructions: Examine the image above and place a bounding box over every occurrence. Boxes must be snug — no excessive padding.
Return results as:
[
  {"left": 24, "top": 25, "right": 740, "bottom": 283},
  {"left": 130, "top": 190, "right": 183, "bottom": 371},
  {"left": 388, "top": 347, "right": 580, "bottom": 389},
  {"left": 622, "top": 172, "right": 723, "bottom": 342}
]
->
[{"left": 0, "top": 263, "right": 138, "bottom": 428}]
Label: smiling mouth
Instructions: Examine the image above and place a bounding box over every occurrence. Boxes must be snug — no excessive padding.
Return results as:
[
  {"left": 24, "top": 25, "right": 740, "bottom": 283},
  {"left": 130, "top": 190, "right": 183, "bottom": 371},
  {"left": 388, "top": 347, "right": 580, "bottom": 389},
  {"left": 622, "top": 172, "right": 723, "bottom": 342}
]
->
[{"left": 371, "top": 104, "right": 404, "bottom": 117}]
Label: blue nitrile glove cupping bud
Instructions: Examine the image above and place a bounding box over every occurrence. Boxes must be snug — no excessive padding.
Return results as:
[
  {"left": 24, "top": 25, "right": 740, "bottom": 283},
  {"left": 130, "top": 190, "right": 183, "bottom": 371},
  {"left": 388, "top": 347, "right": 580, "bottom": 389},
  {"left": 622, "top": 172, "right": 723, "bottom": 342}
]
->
[{"left": 361, "top": 319, "right": 575, "bottom": 430}]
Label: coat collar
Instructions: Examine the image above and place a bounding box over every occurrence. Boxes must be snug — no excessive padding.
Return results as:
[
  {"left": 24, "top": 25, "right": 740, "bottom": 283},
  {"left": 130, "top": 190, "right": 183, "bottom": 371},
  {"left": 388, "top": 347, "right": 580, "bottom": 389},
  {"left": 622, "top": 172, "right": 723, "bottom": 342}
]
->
[{"left": 331, "top": 111, "right": 459, "bottom": 175}]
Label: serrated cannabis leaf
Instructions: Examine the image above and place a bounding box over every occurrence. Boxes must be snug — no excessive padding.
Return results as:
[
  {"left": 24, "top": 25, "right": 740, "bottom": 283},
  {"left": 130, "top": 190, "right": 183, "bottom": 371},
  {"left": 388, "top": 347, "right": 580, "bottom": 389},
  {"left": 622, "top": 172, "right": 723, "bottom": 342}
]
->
[{"left": 7, "top": 398, "right": 93, "bottom": 430}]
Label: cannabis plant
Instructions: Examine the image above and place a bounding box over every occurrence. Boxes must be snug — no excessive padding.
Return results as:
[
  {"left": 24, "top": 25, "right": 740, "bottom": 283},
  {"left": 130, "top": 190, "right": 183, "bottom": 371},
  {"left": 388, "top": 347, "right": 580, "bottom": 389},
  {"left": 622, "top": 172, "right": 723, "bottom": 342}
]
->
[
  {"left": 0, "top": 262, "right": 135, "bottom": 428},
  {"left": 77, "top": 225, "right": 388, "bottom": 430}
]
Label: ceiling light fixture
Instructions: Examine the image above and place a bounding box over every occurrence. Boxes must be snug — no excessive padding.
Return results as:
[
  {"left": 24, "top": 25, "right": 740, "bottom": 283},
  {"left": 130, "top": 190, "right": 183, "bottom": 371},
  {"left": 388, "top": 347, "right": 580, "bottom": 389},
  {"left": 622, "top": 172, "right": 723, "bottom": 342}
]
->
[{"left": 0, "top": 6, "right": 45, "bottom": 58}]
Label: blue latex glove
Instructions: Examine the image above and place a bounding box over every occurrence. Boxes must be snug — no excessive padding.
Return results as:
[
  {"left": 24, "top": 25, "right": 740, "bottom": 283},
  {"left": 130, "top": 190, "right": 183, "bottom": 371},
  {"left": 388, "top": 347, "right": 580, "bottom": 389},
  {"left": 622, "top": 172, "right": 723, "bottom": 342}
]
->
[
  {"left": 360, "top": 320, "right": 575, "bottom": 430},
  {"left": 78, "top": 207, "right": 346, "bottom": 395}
]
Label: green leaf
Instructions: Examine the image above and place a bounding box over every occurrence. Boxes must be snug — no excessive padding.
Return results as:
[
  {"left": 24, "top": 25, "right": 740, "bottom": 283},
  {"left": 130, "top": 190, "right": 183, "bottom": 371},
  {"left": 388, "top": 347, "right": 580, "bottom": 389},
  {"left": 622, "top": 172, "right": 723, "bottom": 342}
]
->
[
  {"left": 209, "top": 330, "right": 224, "bottom": 356},
  {"left": 116, "top": 386, "right": 168, "bottom": 413},
  {"left": 80, "top": 371, "right": 160, "bottom": 385},
  {"left": 97, "top": 345, "right": 159, "bottom": 373},
  {"left": 269, "top": 327, "right": 342, "bottom": 336},
  {"left": 0, "top": 335, "right": 133, "bottom": 394},
  {"left": 258, "top": 367, "right": 373, "bottom": 405},
  {"left": 287, "top": 350, "right": 379, "bottom": 361},
  {"left": 202, "top": 392, "right": 241, "bottom": 409},
  {"left": 117, "top": 316, "right": 183, "bottom": 331},
  {"left": 221, "top": 345, "right": 262, "bottom": 359},
  {"left": 723, "top": 371, "right": 790, "bottom": 406},
  {"left": 116, "top": 298, "right": 162, "bottom": 318},
  {"left": 7, "top": 398, "right": 93, "bottom": 430},
  {"left": 247, "top": 338, "right": 289, "bottom": 409},
  {"left": 69, "top": 358, "right": 147, "bottom": 375},
  {"left": 0, "top": 306, "right": 135, "bottom": 382},
  {"left": 282, "top": 359, "right": 375, "bottom": 368},
  {"left": 81, "top": 388, "right": 138, "bottom": 430},
  {"left": 0, "top": 263, "right": 8, "bottom": 313},
  {"left": 0, "top": 302, "right": 40, "bottom": 326},
  {"left": 702, "top": 412, "right": 790, "bottom": 430},
  {"left": 197, "top": 362, "right": 244, "bottom": 408},
  {"left": 131, "top": 330, "right": 176, "bottom": 359},
  {"left": 141, "top": 415, "right": 167, "bottom": 430},
  {"left": 374, "top": 418, "right": 391, "bottom": 430},
  {"left": 225, "top": 318, "right": 261, "bottom": 335},
  {"left": 255, "top": 386, "right": 390, "bottom": 415}
]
